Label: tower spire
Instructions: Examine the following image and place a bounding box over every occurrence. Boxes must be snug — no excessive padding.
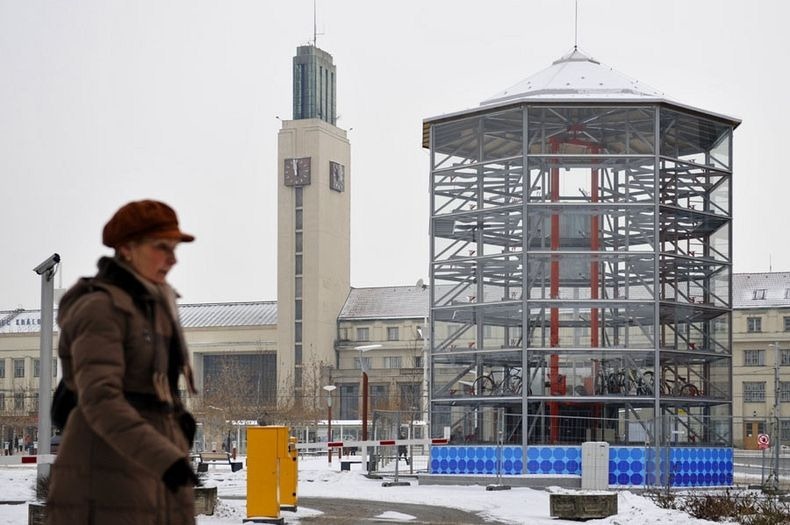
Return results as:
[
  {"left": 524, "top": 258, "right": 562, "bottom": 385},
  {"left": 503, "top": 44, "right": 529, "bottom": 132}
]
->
[{"left": 574, "top": 0, "right": 579, "bottom": 50}]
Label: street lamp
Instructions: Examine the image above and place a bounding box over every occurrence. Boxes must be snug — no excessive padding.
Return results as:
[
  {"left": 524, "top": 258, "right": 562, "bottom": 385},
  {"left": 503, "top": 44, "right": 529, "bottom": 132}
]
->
[
  {"left": 354, "top": 344, "right": 381, "bottom": 442},
  {"left": 355, "top": 344, "right": 381, "bottom": 472},
  {"left": 323, "top": 385, "right": 336, "bottom": 464}
]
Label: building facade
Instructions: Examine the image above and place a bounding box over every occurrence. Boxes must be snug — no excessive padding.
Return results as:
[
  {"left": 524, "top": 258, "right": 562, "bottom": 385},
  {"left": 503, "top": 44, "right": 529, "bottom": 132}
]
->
[{"left": 732, "top": 272, "right": 790, "bottom": 448}]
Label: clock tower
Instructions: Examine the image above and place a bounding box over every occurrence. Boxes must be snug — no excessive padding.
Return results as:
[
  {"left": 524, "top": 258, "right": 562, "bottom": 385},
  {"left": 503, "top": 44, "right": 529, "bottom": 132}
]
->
[{"left": 277, "top": 44, "right": 350, "bottom": 407}]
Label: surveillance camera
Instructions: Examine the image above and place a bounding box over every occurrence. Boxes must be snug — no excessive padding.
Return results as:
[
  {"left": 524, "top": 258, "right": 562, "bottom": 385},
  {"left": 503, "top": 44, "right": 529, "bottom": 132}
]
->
[{"left": 33, "top": 253, "right": 61, "bottom": 275}]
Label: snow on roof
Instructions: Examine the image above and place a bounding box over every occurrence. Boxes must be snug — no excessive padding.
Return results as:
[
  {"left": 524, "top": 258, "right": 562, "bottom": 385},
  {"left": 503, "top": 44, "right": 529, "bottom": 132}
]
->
[
  {"left": 178, "top": 301, "right": 277, "bottom": 328},
  {"left": 338, "top": 286, "right": 429, "bottom": 320},
  {"left": 0, "top": 301, "right": 277, "bottom": 334},
  {"left": 424, "top": 47, "right": 740, "bottom": 127},
  {"left": 732, "top": 272, "right": 790, "bottom": 309},
  {"left": 481, "top": 48, "right": 665, "bottom": 106}
]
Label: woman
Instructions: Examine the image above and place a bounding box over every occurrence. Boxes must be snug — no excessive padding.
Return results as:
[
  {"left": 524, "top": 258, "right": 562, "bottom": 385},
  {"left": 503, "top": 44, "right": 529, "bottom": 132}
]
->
[{"left": 47, "top": 200, "right": 199, "bottom": 525}]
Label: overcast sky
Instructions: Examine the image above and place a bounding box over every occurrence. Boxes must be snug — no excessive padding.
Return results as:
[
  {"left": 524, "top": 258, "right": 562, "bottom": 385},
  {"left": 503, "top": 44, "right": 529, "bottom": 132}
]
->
[{"left": 0, "top": 0, "right": 786, "bottom": 311}]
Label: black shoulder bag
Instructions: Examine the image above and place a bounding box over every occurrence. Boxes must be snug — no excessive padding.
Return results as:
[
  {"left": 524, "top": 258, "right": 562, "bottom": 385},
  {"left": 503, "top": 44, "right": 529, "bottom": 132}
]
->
[{"left": 51, "top": 379, "right": 77, "bottom": 431}]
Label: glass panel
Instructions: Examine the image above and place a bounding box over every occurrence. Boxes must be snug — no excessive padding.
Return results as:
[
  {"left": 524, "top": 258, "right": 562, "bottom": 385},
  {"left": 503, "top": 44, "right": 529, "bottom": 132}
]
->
[
  {"left": 526, "top": 303, "right": 655, "bottom": 350},
  {"left": 526, "top": 156, "right": 655, "bottom": 204},
  {"left": 526, "top": 351, "right": 656, "bottom": 398},
  {"left": 526, "top": 206, "right": 656, "bottom": 253},
  {"left": 659, "top": 159, "right": 730, "bottom": 217},
  {"left": 432, "top": 108, "right": 523, "bottom": 170},
  {"left": 528, "top": 106, "right": 656, "bottom": 155},
  {"left": 659, "top": 108, "right": 733, "bottom": 167},
  {"left": 432, "top": 161, "right": 524, "bottom": 216},
  {"left": 709, "top": 129, "right": 731, "bottom": 170}
]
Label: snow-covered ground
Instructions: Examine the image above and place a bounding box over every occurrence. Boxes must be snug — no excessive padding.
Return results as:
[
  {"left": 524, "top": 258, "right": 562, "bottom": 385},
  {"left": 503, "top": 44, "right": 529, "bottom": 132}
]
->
[{"left": 0, "top": 456, "right": 720, "bottom": 524}]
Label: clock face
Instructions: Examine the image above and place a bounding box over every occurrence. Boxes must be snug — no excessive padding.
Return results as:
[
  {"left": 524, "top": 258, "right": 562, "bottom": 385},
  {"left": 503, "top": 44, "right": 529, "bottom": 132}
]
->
[
  {"left": 284, "top": 157, "right": 312, "bottom": 186},
  {"left": 330, "top": 161, "right": 345, "bottom": 192}
]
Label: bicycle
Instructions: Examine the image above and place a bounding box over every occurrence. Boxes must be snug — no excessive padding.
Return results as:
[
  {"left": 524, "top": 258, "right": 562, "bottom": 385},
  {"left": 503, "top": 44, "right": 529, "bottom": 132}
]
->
[
  {"left": 471, "top": 367, "right": 522, "bottom": 396},
  {"left": 660, "top": 367, "right": 700, "bottom": 397}
]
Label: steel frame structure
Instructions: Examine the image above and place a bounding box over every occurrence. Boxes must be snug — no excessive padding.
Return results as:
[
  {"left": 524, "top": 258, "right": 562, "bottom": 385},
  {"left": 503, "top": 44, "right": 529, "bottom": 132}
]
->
[{"left": 427, "top": 103, "right": 735, "bottom": 452}]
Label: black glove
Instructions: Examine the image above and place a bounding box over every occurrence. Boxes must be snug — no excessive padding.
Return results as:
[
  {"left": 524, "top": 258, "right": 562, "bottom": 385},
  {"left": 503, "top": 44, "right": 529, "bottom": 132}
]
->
[
  {"left": 176, "top": 410, "right": 197, "bottom": 448},
  {"left": 162, "top": 458, "right": 200, "bottom": 493}
]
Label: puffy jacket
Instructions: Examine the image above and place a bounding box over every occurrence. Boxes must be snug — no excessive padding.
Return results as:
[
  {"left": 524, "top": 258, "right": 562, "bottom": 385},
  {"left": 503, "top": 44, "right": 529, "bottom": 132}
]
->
[{"left": 47, "top": 257, "right": 195, "bottom": 525}]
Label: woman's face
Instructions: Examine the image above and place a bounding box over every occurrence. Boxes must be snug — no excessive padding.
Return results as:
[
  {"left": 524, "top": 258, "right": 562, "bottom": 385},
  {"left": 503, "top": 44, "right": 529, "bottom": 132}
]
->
[{"left": 119, "top": 238, "right": 179, "bottom": 284}]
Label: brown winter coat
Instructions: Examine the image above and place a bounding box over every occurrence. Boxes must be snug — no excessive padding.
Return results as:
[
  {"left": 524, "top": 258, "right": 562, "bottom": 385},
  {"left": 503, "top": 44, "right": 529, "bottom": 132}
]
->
[{"left": 47, "top": 257, "right": 195, "bottom": 525}]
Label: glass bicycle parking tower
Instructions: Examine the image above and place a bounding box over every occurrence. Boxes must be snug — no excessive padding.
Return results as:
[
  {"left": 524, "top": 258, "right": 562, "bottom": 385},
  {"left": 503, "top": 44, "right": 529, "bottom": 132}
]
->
[{"left": 424, "top": 50, "right": 739, "bottom": 451}]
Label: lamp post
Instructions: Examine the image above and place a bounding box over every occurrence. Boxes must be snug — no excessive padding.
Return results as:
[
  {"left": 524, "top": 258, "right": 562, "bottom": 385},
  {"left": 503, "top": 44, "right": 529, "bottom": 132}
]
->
[
  {"left": 354, "top": 344, "right": 381, "bottom": 472},
  {"left": 323, "top": 385, "right": 336, "bottom": 464}
]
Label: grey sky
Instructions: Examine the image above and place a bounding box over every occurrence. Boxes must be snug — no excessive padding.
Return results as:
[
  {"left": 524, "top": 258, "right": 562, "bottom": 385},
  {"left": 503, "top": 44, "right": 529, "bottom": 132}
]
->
[{"left": 0, "top": 0, "right": 785, "bottom": 310}]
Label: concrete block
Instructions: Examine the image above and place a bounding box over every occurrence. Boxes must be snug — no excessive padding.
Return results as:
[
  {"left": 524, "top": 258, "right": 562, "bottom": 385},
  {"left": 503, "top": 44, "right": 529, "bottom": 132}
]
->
[
  {"left": 28, "top": 502, "right": 45, "bottom": 525},
  {"left": 549, "top": 493, "right": 618, "bottom": 519},
  {"left": 195, "top": 486, "right": 218, "bottom": 516}
]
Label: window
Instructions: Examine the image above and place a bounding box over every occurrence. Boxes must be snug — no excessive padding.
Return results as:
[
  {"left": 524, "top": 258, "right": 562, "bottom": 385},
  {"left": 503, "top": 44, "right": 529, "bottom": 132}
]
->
[
  {"left": 295, "top": 209, "right": 303, "bottom": 230},
  {"left": 294, "top": 322, "right": 302, "bottom": 343},
  {"left": 370, "top": 384, "right": 388, "bottom": 409},
  {"left": 744, "top": 349, "right": 765, "bottom": 366},
  {"left": 295, "top": 277, "right": 302, "bottom": 298},
  {"left": 753, "top": 289, "right": 767, "bottom": 300},
  {"left": 414, "top": 356, "right": 423, "bottom": 368},
  {"left": 339, "top": 384, "right": 359, "bottom": 420},
  {"left": 295, "top": 232, "right": 303, "bottom": 252},
  {"left": 33, "top": 359, "right": 40, "bottom": 378},
  {"left": 295, "top": 343, "right": 302, "bottom": 365},
  {"left": 383, "top": 356, "right": 402, "bottom": 369},
  {"left": 295, "top": 187, "right": 303, "bottom": 207},
  {"left": 13, "top": 359, "right": 24, "bottom": 378},
  {"left": 295, "top": 254, "right": 303, "bottom": 275},
  {"left": 783, "top": 350, "right": 790, "bottom": 366},
  {"left": 14, "top": 392, "right": 24, "bottom": 410},
  {"left": 785, "top": 316, "right": 790, "bottom": 332},
  {"left": 0, "top": 359, "right": 4, "bottom": 378},
  {"left": 53, "top": 358, "right": 57, "bottom": 377},
  {"left": 356, "top": 327, "right": 369, "bottom": 341},
  {"left": 202, "top": 353, "right": 277, "bottom": 406},
  {"left": 747, "top": 317, "right": 762, "bottom": 333},
  {"left": 781, "top": 382, "right": 790, "bottom": 402},
  {"left": 782, "top": 420, "right": 790, "bottom": 442},
  {"left": 785, "top": 288, "right": 790, "bottom": 299},
  {"left": 354, "top": 356, "right": 371, "bottom": 370},
  {"left": 387, "top": 327, "right": 400, "bottom": 341},
  {"left": 294, "top": 366, "right": 302, "bottom": 389},
  {"left": 743, "top": 381, "right": 766, "bottom": 402},
  {"left": 399, "top": 383, "right": 421, "bottom": 409},
  {"left": 0, "top": 393, "right": 4, "bottom": 410}
]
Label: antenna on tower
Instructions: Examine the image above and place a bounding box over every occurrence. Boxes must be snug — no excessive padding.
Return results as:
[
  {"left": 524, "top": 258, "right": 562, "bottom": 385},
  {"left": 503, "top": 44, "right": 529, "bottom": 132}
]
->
[
  {"left": 313, "top": 0, "right": 317, "bottom": 46},
  {"left": 574, "top": 0, "right": 579, "bottom": 50}
]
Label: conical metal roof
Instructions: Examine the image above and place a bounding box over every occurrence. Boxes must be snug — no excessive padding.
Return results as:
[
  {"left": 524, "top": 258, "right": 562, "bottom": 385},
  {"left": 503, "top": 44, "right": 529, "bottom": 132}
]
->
[
  {"left": 422, "top": 48, "right": 739, "bottom": 149},
  {"left": 481, "top": 48, "right": 665, "bottom": 106}
]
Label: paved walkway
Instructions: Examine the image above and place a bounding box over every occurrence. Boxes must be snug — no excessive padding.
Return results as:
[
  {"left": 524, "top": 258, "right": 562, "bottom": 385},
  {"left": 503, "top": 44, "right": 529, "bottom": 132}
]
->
[{"left": 296, "top": 497, "right": 509, "bottom": 524}]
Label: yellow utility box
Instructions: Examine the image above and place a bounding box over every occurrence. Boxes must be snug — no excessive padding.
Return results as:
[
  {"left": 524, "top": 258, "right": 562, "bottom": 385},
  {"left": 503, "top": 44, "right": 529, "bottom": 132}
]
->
[
  {"left": 246, "top": 426, "right": 289, "bottom": 524},
  {"left": 280, "top": 436, "right": 298, "bottom": 511}
]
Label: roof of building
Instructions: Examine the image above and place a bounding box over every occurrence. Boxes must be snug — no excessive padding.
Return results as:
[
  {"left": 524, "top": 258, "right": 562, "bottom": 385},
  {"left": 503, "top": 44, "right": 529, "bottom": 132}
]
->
[
  {"left": 338, "top": 286, "right": 430, "bottom": 320},
  {"left": 424, "top": 48, "right": 740, "bottom": 127},
  {"left": 0, "top": 301, "right": 277, "bottom": 335},
  {"left": 733, "top": 272, "right": 790, "bottom": 309},
  {"left": 178, "top": 301, "right": 277, "bottom": 328},
  {"left": 482, "top": 48, "right": 665, "bottom": 105}
]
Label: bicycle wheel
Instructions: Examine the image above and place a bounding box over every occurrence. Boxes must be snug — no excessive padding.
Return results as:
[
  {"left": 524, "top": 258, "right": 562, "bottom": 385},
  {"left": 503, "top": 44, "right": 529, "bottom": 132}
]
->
[
  {"left": 680, "top": 383, "right": 700, "bottom": 397},
  {"left": 472, "top": 375, "right": 496, "bottom": 396},
  {"left": 594, "top": 371, "right": 606, "bottom": 395}
]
